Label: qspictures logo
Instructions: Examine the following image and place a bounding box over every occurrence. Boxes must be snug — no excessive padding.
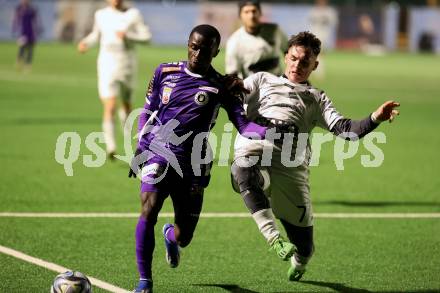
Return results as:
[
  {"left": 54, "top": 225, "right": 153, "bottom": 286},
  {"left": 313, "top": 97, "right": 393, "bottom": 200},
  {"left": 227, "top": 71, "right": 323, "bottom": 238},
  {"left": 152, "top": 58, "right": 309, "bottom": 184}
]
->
[{"left": 54, "top": 108, "right": 387, "bottom": 179}]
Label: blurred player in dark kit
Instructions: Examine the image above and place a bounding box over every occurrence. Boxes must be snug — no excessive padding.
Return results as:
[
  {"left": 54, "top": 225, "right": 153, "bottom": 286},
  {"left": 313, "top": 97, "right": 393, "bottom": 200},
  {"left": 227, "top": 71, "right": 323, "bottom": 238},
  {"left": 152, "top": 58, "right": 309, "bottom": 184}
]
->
[{"left": 12, "top": 0, "right": 41, "bottom": 72}]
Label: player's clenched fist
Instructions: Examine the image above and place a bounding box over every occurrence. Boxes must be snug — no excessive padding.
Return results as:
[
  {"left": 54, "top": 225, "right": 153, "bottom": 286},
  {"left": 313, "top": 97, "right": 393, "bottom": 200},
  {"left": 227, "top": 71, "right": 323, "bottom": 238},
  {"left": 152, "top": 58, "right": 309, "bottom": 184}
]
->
[
  {"left": 77, "top": 42, "right": 88, "bottom": 54},
  {"left": 116, "top": 31, "right": 126, "bottom": 40},
  {"left": 222, "top": 74, "right": 250, "bottom": 96}
]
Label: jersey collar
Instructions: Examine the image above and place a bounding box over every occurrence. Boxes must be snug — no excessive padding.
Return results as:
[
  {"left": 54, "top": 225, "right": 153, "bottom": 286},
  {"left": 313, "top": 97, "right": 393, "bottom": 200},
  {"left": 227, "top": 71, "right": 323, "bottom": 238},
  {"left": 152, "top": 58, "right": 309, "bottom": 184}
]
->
[
  {"left": 184, "top": 66, "right": 203, "bottom": 78},
  {"left": 280, "top": 74, "right": 311, "bottom": 87}
]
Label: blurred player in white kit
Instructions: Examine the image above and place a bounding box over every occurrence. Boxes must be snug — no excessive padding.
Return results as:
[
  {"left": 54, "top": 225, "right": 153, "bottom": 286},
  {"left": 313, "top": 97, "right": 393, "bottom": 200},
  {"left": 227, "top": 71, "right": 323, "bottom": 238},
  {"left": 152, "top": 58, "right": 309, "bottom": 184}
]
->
[
  {"left": 309, "top": 0, "right": 338, "bottom": 51},
  {"left": 78, "top": 0, "right": 151, "bottom": 159},
  {"left": 308, "top": 0, "right": 338, "bottom": 79}
]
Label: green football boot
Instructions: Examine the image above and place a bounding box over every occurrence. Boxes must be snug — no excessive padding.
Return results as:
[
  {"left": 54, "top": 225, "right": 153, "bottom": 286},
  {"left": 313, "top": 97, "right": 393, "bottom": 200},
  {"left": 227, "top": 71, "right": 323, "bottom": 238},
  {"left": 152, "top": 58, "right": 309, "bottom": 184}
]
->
[
  {"left": 287, "top": 265, "right": 306, "bottom": 281},
  {"left": 269, "top": 236, "right": 296, "bottom": 261}
]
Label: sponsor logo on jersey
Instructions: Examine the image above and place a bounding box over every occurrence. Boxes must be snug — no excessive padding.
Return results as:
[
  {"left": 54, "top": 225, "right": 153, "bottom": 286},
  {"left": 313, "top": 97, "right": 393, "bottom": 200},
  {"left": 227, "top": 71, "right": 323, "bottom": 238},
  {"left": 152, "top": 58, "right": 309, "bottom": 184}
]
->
[
  {"left": 194, "top": 91, "right": 209, "bottom": 106},
  {"left": 162, "top": 87, "right": 172, "bottom": 104},
  {"left": 166, "top": 74, "right": 181, "bottom": 80},
  {"left": 164, "top": 81, "right": 176, "bottom": 88},
  {"left": 141, "top": 163, "right": 161, "bottom": 178},
  {"left": 199, "top": 86, "right": 219, "bottom": 94},
  {"left": 162, "top": 66, "right": 181, "bottom": 73}
]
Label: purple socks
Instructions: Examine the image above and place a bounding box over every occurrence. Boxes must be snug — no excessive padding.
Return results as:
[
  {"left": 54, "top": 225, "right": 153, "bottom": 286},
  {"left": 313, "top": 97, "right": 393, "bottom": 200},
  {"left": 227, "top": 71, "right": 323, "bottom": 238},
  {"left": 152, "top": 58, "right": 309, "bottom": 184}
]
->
[
  {"left": 164, "top": 225, "right": 176, "bottom": 243},
  {"left": 135, "top": 217, "right": 155, "bottom": 279}
]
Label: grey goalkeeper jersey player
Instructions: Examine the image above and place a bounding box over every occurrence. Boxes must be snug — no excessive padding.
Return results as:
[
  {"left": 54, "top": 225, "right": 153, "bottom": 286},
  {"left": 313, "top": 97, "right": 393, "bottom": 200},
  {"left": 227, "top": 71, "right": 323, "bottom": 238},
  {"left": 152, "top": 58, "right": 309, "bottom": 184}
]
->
[{"left": 226, "top": 23, "right": 288, "bottom": 79}]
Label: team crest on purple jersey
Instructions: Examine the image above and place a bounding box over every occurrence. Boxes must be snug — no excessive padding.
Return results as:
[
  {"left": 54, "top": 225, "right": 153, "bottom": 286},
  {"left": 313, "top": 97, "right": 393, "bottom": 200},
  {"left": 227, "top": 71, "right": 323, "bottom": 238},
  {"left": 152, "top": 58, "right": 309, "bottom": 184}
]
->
[
  {"left": 137, "top": 61, "right": 267, "bottom": 180},
  {"left": 194, "top": 91, "right": 209, "bottom": 106},
  {"left": 162, "top": 87, "right": 172, "bottom": 104}
]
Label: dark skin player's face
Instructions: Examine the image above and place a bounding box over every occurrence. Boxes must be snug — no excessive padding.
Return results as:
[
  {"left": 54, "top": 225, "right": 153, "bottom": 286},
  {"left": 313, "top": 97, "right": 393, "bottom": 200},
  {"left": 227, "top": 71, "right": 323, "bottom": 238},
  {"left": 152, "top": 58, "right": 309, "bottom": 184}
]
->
[{"left": 187, "top": 32, "right": 219, "bottom": 75}]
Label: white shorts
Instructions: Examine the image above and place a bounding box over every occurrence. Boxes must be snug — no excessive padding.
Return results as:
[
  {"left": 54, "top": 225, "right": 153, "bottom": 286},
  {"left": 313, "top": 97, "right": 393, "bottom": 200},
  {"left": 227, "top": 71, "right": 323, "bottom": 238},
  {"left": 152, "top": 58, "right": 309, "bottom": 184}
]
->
[
  {"left": 268, "top": 158, "right": 313, "bottom": 227},
  {"left": 234, "top": 149, "right": 314, "bottom": 227},
  {"left": 97, "top": 51, "right": 136, "bottom": 100}
]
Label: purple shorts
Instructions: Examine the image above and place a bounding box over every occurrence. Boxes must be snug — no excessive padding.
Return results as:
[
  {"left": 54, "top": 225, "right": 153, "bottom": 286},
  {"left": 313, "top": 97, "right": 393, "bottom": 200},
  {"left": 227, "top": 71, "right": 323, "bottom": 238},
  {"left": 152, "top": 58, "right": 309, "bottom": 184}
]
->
[{"left": 139, "top": 157, "right": 211, "bottom": 193}]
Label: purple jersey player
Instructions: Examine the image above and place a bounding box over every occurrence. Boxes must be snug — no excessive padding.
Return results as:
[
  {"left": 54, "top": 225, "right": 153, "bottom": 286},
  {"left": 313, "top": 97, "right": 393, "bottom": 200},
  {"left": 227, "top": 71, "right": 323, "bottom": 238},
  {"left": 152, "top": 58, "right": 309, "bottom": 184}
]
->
[
  {"left": 128, "top": 24, "right": 267, "bottom": 293},
  {"left": 12, "top": 0, "right": 40, "bottom": 71}
]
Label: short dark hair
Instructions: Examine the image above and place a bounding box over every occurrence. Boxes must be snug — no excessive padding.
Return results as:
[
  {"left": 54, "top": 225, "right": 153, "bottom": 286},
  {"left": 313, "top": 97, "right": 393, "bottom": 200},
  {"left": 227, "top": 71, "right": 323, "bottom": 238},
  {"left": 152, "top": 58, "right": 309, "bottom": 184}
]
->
[
  {"left": 189, "top": 24, "right": 221, "bottom": 46},
  {"left": 287, "top": 31, "right": 321, "bottom": 57},
  {"left": 238, "top": 0, "right": 261, "bottom": 14}
]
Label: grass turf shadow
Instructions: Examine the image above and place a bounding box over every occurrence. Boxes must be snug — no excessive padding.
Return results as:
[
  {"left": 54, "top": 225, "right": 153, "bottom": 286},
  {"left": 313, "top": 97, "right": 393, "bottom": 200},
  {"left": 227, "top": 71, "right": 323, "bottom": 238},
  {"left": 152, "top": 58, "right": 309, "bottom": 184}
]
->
[
  {"left": 300, "top": 280, "right": 440, "bottom": 293},
  {"left": 314, "top": 200, "right": 440, "bottom": 208},
  {"left": 193, "top": 284, "right": 260, "bottom": 292}
]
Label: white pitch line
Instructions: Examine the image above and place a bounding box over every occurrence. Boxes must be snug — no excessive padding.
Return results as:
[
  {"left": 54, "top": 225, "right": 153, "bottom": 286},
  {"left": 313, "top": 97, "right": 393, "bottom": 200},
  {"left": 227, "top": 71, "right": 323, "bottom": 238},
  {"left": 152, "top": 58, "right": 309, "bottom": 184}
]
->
[
  {"left": 0, "top": 212, "right": 440, "bottom": 218},
  {"left": 0, "top": 212, "right": 142, "bottom": 218},
  {"left": 314, "top": 213, "right": 440, "bottom": 218},
  {"left": 0, "top": 245, "right": 131, "bottom": 293},
  {"left": 0, "top": 212, "right": 251, "bottom": 218}
]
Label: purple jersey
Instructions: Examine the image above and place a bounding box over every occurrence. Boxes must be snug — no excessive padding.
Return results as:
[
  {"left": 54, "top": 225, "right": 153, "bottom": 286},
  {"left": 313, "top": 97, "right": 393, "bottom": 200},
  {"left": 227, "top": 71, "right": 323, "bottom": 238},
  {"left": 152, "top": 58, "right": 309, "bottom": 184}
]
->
[
  {"left": 137, "top": 61, "right": 266, "bottom": 175},
  {"left": 13, "top": 4, "right": 38, "bottom": 43}
]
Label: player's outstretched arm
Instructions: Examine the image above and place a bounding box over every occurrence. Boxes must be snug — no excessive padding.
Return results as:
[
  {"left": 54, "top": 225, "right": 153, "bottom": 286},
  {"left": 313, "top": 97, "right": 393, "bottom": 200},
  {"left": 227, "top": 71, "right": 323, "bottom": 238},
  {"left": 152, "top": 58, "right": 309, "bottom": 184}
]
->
[
  {"left": 371, "top": 100, "right": 400, "bottom": 123},
  {"left": 329, "top": 100, "right": 400, "bottom": 140}
]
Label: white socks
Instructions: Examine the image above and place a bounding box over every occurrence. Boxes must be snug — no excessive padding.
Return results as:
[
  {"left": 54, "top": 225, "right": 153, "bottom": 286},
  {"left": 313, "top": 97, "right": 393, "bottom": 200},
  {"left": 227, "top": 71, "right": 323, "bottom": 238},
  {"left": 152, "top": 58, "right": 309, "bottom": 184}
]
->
[
  {"left": 102, "top": 120, "right": 116, "bottom": 154},
  {"left": 102, "top": 109, "right": 131, "bottom": 155},
  {"left": 252, "top": 208, "right": 280, "bottom": 245},
  {"left": 291, "top": 253, "right": 308, "bottom": 270},
  {"left": 118, "top": 108, "right": 127, "bottom": 126},
  {"left": 118, "top": 108, "right": 132, "bottom": 139}
]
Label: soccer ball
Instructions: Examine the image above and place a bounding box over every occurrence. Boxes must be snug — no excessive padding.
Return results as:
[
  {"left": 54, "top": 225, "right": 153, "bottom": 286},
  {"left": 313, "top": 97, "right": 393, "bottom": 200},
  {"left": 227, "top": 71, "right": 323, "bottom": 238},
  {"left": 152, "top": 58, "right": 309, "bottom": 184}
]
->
[{"left": 51, "top": 271, "right": 92, "bottom": 293}]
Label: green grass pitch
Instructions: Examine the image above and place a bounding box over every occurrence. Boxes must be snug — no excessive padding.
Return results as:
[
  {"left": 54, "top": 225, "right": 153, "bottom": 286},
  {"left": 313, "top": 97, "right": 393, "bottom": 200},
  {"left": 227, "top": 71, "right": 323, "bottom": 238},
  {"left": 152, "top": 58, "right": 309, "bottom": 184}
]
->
[{"left": 0, "top": 42, "right": 440, "bottom": 292}]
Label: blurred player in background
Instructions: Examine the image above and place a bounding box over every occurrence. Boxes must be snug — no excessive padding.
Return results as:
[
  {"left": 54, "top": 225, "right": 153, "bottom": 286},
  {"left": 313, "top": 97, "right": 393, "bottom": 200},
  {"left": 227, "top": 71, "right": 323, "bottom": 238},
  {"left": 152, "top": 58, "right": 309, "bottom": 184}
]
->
[
  {"left": 77, "top": 0, "right": 151, "bottom": 159},
  {"left": 12, "top": 0, "right": 41, "bottom": 72},
  {"left": 308, "top": 0, "right": 338, "bottom": 79},
  {"left": 225, "top": 0, "right": 288, "bottom": 79},
  {"left": 358, "top": 13, "right": 386, "bottom": 55},
  {"left": 309, "top": 0, "right": 338, "bottom": 52},
  {"left": 231, "top": 31, "right": 400, "bottom": 281},
  {"left": 129, "top": 24, "right": 268, "bottom": 293}
]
